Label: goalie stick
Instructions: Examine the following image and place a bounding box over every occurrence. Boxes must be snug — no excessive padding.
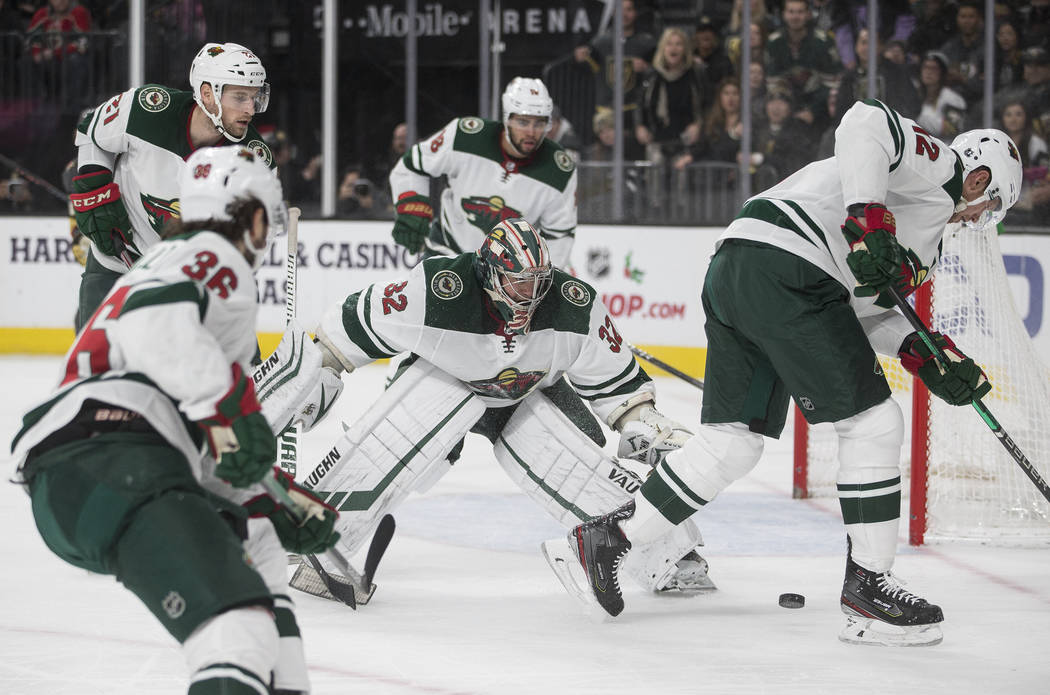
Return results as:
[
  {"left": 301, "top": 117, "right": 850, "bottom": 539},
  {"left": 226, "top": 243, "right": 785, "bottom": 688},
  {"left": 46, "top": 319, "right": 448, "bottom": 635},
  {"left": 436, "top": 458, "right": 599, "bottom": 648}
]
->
[
  {"left": 263, "top": 473, "right": 396, "bottom": 607},
  {"left": 277, "top": 207, "right": 301, "bottom": 477},
  {"left": 628, "top": 344, "right": 704, "bottom": 390},
  {"left": 886, "top": 285, "right": 1050, "bottom": 505}
]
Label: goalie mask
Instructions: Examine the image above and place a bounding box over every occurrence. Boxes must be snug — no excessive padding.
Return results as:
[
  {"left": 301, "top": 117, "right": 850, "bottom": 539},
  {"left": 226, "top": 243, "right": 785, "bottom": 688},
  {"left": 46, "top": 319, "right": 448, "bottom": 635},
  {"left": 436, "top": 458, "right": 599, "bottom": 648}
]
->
[
  {"left": 179, "top": 146, "right": 288, "bottom": 270},
  {"left": 950, "top": 129, "right": 1023, "bottom": 228},
  {"left": 190, "top": 42, "right": 270, "bottom": 143},
  {"left": 475, "top": 218, "right": 552, "bottom": 335}
]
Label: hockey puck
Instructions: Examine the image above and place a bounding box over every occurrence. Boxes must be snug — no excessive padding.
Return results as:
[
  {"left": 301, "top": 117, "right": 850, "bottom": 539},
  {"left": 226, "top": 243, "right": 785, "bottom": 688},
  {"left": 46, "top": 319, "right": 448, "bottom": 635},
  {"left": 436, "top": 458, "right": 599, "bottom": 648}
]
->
[{"left": 778, "top": 593, "right": 805, "bottom": 609}]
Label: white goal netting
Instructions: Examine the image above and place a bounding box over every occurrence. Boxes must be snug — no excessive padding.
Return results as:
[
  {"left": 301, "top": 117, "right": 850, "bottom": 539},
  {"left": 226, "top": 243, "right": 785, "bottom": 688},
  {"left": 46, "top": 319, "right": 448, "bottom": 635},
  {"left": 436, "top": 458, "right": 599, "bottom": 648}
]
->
[{"left": 799, "top": 222, "right": 1050, "bottom": 544}]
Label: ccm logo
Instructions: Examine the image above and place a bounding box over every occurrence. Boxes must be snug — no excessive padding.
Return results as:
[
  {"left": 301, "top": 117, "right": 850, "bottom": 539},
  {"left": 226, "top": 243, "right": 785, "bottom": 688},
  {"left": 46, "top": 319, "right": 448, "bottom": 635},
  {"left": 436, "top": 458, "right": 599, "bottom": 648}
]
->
[{"left": 70, "top": 183, "right": 120, "bottom": 210}]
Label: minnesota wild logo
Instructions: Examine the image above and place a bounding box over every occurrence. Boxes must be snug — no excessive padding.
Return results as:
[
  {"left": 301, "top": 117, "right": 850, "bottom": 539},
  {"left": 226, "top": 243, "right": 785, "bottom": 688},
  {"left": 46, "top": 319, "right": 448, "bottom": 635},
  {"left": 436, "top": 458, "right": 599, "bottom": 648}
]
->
[
  {"left": 462, "top": 195, "right": 523, "bottom": 233},
  {"left": 245, "top": 139, "right": 272, "bottom": 167},
  {"left": 468, "top": 367, "right": 547, "bottom": 400},
  {"left": 137, "top": 87, "right": 170, "bottom": 113},
  {"left": 140, "top": 193, "right": 181, "bottom": 233},
  {"left": 207, "top": 46, "right": 225, "bottom": 57}
]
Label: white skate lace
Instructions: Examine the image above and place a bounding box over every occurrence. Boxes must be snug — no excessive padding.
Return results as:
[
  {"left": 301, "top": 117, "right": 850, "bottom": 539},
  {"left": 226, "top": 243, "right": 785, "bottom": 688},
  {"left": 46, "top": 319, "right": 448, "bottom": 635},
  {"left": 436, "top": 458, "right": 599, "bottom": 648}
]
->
[{"left": 876, "top": 572, "right": 922, "bottom": 605}]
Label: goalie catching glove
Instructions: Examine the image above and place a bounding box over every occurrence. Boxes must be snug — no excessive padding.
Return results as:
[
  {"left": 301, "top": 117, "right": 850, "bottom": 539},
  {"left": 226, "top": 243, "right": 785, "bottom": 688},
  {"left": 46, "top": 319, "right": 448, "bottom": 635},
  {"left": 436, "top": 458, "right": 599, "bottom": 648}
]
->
[
  {"left": 841, "top": 203, "right": 904, "bottom": 298},
  {"left": 254, "top": 320, "right": 345, "bottom": 435},
  {"left": 899, "top": 331, "right": 991, "bottom": 406},
  {"left": 244, "top": 468, "right": 341, "bottom": 554},
  {"left": 391, "top": 191, "right": 433, "bottom": 253},
  {"left": 69, "top": 168, "right": 137, "bottom": 262},
  {"left": 197, "top": 364, "right": 277, "bottom": 487},
  {"left": 612, "top": 395, "right": 693, "bottom": 467}
]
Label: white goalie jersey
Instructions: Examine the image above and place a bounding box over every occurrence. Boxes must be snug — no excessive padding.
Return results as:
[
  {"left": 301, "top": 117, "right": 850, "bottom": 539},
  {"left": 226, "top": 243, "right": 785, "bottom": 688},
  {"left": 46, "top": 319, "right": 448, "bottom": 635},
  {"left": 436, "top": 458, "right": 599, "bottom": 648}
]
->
[
  {"left": 721, "top": 99, "right": 964, "bottom": 355},
  {"left": 317, "top": 253, "right": 654, "bottom": 425},
  {"left": 389, "top": 117, "right": 578, "bottom": 267},
  {"left": 12, "top": 231, "right": 260, "bottom": 478}
]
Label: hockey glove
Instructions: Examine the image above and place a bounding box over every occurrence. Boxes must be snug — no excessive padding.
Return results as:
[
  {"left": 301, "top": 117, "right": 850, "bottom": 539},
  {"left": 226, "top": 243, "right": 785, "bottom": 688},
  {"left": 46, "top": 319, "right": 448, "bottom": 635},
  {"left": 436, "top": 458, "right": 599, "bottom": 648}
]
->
[
  {"left": 616, "top": 404, "right": 693, "bottom": 467},
  {"left": 255, "top": 321, "right": 345, "bottom": 435},
  {"left": 392, "top": 191, "right": 433, "bottom": 253},
  {"left": 899, "top": 332, "right": 992, "bottom": 406},
  {"left": 872, "top": 247, "right": 929, "bottom": 308},
  {"left": 198, "top": 364, "right": 277, "bottom": 487},
  {"left": 244, "top": 468, "right": 340, "bottom": 554},
  {"left": 69, "top": 168, "right": 136, "bottom": 261},
  {"left": 841, "top": 203, "right": 904, "bottom": 298}
]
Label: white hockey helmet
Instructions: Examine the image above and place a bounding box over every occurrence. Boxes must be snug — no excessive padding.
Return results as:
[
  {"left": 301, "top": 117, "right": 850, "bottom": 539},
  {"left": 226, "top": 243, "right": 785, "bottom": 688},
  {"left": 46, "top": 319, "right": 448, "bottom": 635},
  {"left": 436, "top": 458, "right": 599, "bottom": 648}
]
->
[
  {"left": 950, "top": 129, "right": 1023, "bottom": 227},
  {"left": 179, "top": 146, "right": 287, "bottom": 269},
  {"left": 502, "top": 77, "right": 553, "bottom": 133},
  {"left": 189, "top": 42, "right": 270, "bottom": 143}
]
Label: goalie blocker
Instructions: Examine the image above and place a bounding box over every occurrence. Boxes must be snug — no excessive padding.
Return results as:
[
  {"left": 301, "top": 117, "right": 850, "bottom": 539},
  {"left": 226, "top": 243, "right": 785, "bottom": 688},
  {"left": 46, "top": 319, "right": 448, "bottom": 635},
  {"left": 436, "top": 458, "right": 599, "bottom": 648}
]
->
[{"left": 296, "top": 358, "right": 714, "bottom": 595}]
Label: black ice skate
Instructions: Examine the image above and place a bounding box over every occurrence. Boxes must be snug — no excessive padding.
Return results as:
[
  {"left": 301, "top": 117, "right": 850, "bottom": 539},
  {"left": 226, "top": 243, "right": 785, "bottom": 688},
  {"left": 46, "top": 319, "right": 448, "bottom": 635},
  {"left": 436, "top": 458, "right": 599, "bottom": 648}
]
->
[
  {"left": 840, "top": 548, "right": 944, "bottom": 646},
  {"left": 571, "top": 501, "right": 634, "bottom": 616},
  {"left": 542, "top": 501, "right": 634, "bottom": 618}
]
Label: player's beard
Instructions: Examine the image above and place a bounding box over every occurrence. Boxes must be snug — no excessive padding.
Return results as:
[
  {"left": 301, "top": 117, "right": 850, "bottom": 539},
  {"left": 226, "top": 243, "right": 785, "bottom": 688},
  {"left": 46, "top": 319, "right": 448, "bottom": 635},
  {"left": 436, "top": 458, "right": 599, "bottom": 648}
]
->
[{"left": 508, "top": 130, "right": 540, "bottom": 157}]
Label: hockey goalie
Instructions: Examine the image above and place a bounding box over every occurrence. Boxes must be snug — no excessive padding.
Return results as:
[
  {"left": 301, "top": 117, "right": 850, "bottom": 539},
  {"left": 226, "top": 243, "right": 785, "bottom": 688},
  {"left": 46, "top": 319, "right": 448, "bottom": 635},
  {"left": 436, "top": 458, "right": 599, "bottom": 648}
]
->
[{"left": 259, "top": 217, "right": 715, "bottom": 603}]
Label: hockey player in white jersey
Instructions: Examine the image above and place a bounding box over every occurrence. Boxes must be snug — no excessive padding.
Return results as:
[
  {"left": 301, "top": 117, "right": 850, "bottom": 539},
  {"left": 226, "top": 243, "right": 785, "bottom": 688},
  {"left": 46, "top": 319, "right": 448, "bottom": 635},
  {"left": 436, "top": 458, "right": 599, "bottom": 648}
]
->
[
  {"left": 389, "top": 77, "right": 578, "bottom": 267},
  {"left": 12, "top": 147, "right": 338, "bottom": 694},
  {"left": 70, "top": 41, "right": 275, "bottom": 330},
  {"left": 283, "top": 217, "right": 714, "bottom": 600},
  {"left": 553, "top": 99, "right": 1022, "bottom": 645}
]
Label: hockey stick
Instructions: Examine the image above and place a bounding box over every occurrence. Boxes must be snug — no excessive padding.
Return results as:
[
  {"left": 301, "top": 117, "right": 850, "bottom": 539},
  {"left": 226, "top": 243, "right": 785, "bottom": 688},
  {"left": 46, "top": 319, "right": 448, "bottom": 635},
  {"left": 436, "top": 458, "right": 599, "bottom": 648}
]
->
[
  {"left": 0, "top": 152, "right": 67, "bottom": 202},
  {"left": 885, "top": 285, "right": 1050, "bottom": 504},
  {"left": 628, "top": 343, "right": 704, "bottom": 390},
  {"left": 259, "top": 474, "right": 363, "bottom": 607},
  {"left": 276, "top": 207, "right": 301, "bottom": 478},
  {"left": 363, "top": 514, "right": 396, "bottom": 586}
]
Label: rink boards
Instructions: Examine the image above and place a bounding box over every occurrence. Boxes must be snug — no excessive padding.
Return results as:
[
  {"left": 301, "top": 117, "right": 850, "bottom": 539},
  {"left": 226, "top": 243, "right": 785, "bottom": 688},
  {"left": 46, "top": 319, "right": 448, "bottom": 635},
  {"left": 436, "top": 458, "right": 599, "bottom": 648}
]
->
[{"left": 2, "top": 217, "right": 1049, "bottom": 380}]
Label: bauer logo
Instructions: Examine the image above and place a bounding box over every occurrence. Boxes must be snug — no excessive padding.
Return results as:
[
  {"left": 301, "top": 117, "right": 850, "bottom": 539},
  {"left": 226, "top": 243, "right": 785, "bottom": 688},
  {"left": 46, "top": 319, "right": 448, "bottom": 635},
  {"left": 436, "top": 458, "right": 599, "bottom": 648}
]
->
[
  {"left": 431, "top": 269, "right": 463, "bottom": 299},
  {"left": 137, "top": 87, "right": 170, "bottom": 112}
]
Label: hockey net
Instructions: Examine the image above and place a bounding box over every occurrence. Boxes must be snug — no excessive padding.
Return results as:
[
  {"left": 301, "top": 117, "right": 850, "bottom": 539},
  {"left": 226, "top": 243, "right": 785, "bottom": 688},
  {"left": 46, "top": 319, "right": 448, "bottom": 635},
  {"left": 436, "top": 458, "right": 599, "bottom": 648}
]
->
[{"left": 794, "top": 222, "right": 1050, "bottom": 545}]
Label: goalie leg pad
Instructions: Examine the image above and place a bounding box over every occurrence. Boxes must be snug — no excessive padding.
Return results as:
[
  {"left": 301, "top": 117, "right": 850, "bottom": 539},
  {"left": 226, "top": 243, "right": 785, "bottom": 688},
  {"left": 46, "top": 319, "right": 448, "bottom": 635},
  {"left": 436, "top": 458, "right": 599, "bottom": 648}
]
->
[
  {"left": 495, "top": 392, "right": 645, "bottom": 526},
  {"left": 183, "top": 607, "right": 277, "bottom": 695},
  {"left": 834, "top": 398, "right": 904, "bottom": 573},
  {"left": 498, "top": 394, "right": 715, "bottom": 592},
  {"left": 302, "top": 358, "right": 486, "bottom": 554}
]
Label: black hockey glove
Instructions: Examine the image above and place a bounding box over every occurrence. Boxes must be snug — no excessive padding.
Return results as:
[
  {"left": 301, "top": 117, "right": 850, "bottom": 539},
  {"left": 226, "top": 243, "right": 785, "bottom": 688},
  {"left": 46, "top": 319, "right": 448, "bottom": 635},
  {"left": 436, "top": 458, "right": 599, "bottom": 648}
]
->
[
  {"left": 899, "top": 332, "right": 991, "bottom": 406},
  {"left": 391, "top": 191, "right": 432, "bottom": 253},
  {"left": 198, "top": 364, "right": 277, "bottom": 488},
  {"left": 244, "top": 468, "right": 341, "bottom": 554},
  {"left": 842, "top": 203, "right": 904, "bottom": 298},
  {"left": 69, "top": 168, "right": 136, "bottom": 261}
]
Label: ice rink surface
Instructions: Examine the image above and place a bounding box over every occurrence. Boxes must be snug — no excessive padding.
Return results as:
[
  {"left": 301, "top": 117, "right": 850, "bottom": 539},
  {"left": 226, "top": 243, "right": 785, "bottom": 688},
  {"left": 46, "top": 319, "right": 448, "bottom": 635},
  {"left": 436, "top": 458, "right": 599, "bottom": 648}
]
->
[{"left": 1, "top": 355, "right": 1048, "bottom": 694}]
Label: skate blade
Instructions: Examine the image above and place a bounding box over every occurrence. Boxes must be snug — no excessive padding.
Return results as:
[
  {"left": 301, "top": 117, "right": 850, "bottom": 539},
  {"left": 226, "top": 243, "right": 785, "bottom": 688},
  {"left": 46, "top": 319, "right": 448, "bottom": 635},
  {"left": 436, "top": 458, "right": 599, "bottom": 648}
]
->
[
  {"left": 540, "top": 538, "right": 614, "bottom": 623},
  {"left": 839, "top": 615, "right": 943, "bottom": 647}
]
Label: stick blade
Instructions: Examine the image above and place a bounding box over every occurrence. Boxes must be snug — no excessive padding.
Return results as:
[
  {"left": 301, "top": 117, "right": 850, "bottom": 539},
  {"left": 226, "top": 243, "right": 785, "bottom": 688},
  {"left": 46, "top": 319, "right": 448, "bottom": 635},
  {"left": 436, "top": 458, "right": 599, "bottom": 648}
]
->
[{"left": 364, "top": 514, "right": 396, "bottom": 587}]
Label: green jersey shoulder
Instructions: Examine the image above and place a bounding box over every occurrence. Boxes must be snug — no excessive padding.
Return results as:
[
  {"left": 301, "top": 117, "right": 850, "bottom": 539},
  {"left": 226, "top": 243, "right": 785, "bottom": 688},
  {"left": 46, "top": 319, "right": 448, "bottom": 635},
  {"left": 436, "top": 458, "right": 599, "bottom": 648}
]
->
[{"left": 452, "top": 117, "right": 575, "bottom": 192}]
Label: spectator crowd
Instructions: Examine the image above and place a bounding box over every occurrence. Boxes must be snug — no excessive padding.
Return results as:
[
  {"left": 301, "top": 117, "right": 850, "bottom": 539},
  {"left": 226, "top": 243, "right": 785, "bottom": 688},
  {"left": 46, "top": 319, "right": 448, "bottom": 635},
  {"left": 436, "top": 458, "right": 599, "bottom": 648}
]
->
[
  {"left": 560, "top": 0, "right": 1050, "bottom": 225},
  {"left": 2, "top": 0, "right": 1050, "bottom": 225}
]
